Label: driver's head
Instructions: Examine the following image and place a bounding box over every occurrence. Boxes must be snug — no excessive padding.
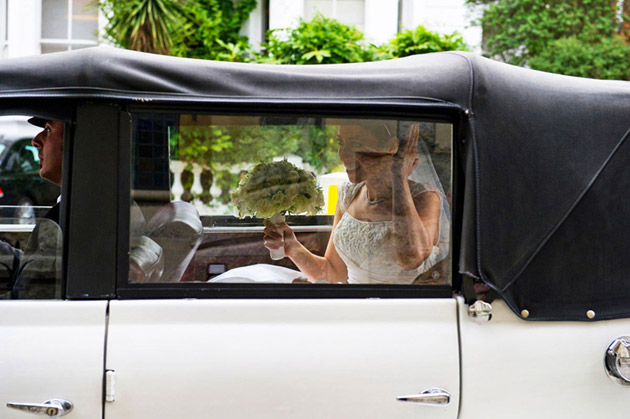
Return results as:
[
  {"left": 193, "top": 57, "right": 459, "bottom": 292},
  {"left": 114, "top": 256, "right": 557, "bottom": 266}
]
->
[{"left": 29, "top": 118, "right": 64, "bottom": 186}]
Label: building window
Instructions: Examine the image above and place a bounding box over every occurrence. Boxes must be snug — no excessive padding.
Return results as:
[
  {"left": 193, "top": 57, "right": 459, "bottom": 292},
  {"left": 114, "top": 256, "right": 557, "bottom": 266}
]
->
[
  {"left": 304, "top": 0, "right": 365, "bottom": 31},
  {"left": 41, "top": 0, "right": 98, "bottom": 54}
]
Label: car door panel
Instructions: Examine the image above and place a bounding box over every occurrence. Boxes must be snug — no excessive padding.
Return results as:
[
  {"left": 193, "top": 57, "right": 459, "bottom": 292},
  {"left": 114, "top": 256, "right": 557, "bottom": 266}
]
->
[
  {"left": 458, "top": 297, "right": 630, "bottom": 418},
  {"left": 106, "top": 298, "right": 460, "bottom": 419},
  {"left": 0, "top": 301, "right": 107, "bottom": 419}
]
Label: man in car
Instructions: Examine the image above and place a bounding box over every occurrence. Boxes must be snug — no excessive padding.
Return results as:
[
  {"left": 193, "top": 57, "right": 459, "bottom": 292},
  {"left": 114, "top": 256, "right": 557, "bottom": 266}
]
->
[{"left": 27, "top": 117, "right": 64, "bottom": 223}]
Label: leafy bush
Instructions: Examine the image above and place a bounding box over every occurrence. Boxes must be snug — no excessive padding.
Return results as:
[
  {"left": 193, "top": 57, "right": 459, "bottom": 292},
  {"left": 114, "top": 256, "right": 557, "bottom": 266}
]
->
[
  {"left": 172, "top": 124, "right": 339, "bottom": 173},
  {"left": 172, "top": 0, "right": 257, "bottom": 62},
  {"left": 466, "top": 0, "right": 627, "bottom": 67},
  {"left": 258, "top": 14, "right": 372, "bottom": 64},
  {"left": 99, "top": 0, "right": 184, "bottom": 54},
  {"left": 529, "top": 35, "right": 630, "bottom": 80},
  {"left": 100, "top": 0, "right": 257, "bottom": 61},
  {"left": 171, "top": 124, "right": 341, "bottom": 204},
  {"left": 376, "top": 26, "right": 469, "bottom": 59},
  {"left": 102, "top": 3, "right": 470, "bottom": 65}
]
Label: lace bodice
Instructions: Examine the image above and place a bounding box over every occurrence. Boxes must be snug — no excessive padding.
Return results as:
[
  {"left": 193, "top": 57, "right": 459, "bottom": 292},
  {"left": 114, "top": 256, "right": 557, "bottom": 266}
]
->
[{"left": 332, "top": 182, "right": 442, "bottom": 284}]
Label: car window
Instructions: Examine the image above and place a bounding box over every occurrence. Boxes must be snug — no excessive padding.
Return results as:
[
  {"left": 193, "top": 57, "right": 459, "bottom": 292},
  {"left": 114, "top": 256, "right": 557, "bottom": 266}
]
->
[
  {"left": 0, "top": 118, "right": 63, "bottom": 300},
  {"left": 0, "top": 210, "right": 63, "bottom": 299},
  {"left": 128, "top": 113, "right": 452, "bottom": 288}
]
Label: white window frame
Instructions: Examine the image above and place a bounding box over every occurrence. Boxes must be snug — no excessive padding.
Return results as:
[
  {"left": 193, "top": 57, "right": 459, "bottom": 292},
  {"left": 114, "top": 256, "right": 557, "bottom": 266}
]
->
[{"left": 40, "top": 0, "right": 98, "bottom": 52}]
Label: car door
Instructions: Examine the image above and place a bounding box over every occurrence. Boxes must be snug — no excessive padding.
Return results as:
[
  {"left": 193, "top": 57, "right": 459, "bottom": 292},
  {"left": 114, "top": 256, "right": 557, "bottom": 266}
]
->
[
  {"left": 104, "top": 109, "right": 460, "bottom": 418},
  {"left": 105, "top": 298, "right": 459, "bottom": 418},
  {"left": 458, "top": 298, "right": 630, "bottom": 418},
  {"left": 0, "top": 301, "right": 107, "bottom": 419}
]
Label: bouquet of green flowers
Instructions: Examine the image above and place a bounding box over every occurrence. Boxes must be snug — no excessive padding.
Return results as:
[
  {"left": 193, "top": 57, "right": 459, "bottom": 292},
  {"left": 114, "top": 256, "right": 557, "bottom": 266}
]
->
[{"left": 231, "top": 160, "right": 324, "bottom": 259}]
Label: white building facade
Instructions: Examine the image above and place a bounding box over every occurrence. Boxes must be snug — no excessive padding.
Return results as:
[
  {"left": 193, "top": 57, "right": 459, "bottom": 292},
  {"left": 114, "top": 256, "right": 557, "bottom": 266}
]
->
[
  {"left": 1, "top": 0, "right": 100, "bottom": 59},
  {"left": 261, "top": 0, "right": 480, "bottom": 48},
  {"left": 0, "top": 0, "right": 481, "bottom": 60}
]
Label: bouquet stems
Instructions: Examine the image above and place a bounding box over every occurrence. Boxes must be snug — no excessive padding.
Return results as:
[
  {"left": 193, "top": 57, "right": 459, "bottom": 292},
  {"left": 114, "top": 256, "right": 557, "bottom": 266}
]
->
[{"left": 268, "top": 212, "right": 285, "bottom": 260}]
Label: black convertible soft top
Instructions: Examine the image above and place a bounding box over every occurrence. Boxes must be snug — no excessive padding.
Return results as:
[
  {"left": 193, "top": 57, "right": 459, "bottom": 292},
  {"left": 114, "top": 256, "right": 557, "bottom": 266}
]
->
[{"left": 1, "top": 47, "right": 629, "bottom": 321}]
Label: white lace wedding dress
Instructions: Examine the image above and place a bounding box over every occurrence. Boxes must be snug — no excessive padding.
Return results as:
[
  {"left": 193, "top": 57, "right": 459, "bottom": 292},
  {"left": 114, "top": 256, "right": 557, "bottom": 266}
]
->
[
  {"left": 210, "top": 181, "right": 448, "bottom": 285},
  {"left": 333, "top": 181, "right": 444, "bottom": 284}
]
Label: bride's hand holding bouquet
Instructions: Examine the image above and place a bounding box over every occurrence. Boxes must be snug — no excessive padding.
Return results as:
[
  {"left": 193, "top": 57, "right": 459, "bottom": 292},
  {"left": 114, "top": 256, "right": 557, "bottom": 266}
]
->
[{"left": 231, "top": 160, "right": 324, "bottom": 260}]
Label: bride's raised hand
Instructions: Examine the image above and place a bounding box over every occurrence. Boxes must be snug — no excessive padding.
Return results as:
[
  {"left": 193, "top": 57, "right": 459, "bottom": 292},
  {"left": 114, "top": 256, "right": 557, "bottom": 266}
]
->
[{"left": 393, "top": 123, "right": 419, "bottom": 178}]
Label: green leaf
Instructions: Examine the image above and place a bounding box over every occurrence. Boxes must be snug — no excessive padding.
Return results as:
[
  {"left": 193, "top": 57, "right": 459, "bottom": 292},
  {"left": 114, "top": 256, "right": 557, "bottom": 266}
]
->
[
  {"left": 257, "top": 13, "right": 371, "bottom": 64},
  {"left": 301, "top": 49, "right": 331, "bottom": 63}
]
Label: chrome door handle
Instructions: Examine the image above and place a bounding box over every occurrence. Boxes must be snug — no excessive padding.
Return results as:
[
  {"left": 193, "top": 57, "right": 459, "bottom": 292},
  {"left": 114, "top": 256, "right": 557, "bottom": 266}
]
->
[
  {"left": 7, "top": 399, "right": 73, "bottom": 416},
  {"left": 397, "top": 387, "right": 450, "bottom": 405}
]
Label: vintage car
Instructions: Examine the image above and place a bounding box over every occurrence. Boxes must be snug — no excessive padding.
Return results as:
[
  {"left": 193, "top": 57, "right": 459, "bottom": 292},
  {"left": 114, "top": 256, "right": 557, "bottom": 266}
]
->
[{"left": 0, "top": 47, "right": 629, "bottom": 419}]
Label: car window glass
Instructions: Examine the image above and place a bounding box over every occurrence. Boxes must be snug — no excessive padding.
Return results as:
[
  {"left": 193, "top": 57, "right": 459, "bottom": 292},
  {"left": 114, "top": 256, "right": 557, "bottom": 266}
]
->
[
  {"left": 0, "top": 117, "right": 63, "bottom": 300},
  {"left": 129, "top": 113, "right": 452, "bottom": 288},
  {"left": 0, "top": 213, "right": 63, "bottom": 299},
  {"left": 18, "top": 144, "right": 39, "bottom": 172},
  {"left": 3, "top": 144, "right": 18, "bottom": 171},
  {"left": 8, "top": 219, "right": 63, "bottom": 299}
]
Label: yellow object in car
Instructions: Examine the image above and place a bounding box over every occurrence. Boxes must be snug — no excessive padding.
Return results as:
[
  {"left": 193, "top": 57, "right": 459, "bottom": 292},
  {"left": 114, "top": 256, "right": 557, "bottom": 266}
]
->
[{"left": 327, "top": 185, "right": 338, "bottom": 215}]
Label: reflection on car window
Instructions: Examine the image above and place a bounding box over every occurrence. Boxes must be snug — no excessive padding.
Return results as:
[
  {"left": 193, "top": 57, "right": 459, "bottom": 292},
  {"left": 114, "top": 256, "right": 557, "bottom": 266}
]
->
[
  {"left": 129, "top": 113, "right": 452, "bottom": 287},
  {"left": 11, "top": 219, "right": 63, "bottom": 299},
  {"left": 0, "top": 216, "right": 63, "bottom": 299},
  {"left": 4, "top": 146, "right": 19, "bottom": 172},
  {"left": 18, "top": 144, "right": 39, "bottom": 172}
]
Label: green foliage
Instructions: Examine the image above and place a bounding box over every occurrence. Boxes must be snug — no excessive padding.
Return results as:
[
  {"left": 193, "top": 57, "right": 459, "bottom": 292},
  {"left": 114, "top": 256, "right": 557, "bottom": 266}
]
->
[
  {"left": 299, "top": 125, "right": 342, "bottom": 173},
  {"left": 100, "top": 0, "right": 257, "bottom": 61},
  {"left": 466, "top": 0, "right": 627, "bottom": 68},
  {"left": 376, "top": 26, "right": 469, "bottom": 59},
  {"left": 101, "top": 2, "right": 469, "bottom": 65},
  {"left": 258, "top": 14, "right": 372, "bottom": 64},
  {"left": 99, "top": 0, "right": 184, "bottom": 54},
  {"left": 170, "top": 126, "right": 233, "bottom": 164},
  {"left": 529, "top": 35, "right": 630, "bottom": 80},
  {"left": 258, "top": 16, "right": 464, "bottom": 64},
  {"left": 172, "top": 0, "right": 257, "bottom": 61},
  {"left": 172, "top": 124, "right": 339, "bottom": 173},
  {"left": 170, "top": 123, "right": 341, "bottom": 202}
]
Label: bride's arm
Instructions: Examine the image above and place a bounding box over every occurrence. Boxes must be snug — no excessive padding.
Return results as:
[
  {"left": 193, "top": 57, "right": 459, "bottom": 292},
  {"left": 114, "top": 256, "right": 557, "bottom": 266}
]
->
[
  {"left": 264, "top": 202, "right": 348, "bottom": 283},
  {"left": 391, "top": 124, "right": 441, "bottom": 270}
]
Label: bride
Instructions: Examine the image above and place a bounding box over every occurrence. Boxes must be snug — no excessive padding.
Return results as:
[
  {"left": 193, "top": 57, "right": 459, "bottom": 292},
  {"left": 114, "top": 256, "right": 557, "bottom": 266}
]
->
[{"left": 263, "top": 120, "right": 449, "bottom": 285}]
